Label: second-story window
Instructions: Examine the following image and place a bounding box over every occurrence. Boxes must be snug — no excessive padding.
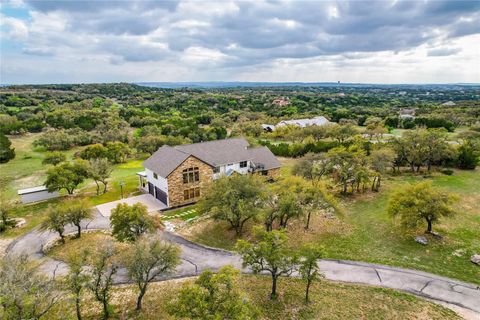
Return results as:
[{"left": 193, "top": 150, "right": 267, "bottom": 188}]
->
[
  {"left": 183, "top": 167, "right": 200, "bottom": 184},
  {"left": 240, "top": 161, "right": 247, "bottom": 168},
  {"left": 213, "top": 166, "right": 220, "bottom": 173},
  {"left": 153, "top": 173, "right": 158, "bottom": 179}
]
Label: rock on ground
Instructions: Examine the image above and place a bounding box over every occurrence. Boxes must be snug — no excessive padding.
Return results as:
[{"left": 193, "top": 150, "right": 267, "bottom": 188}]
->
[{"left": 415, "top": 236, "right": 428, "bottom": 245}]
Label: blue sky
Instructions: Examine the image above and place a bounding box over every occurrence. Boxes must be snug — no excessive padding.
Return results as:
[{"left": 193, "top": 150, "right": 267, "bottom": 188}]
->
[{"left": 1, "top": 0, "right": 479, "bottom": 84}]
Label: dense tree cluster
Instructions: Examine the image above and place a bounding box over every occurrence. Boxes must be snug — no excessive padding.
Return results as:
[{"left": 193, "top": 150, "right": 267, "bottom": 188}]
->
[{"left": 1, "top": 84, "right": 478, "bottom": 156}]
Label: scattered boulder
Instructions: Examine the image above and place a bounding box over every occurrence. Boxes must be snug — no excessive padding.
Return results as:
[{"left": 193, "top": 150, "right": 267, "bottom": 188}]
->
[
  {"left": 163, "top": 221, "right": 176, "bottom": 232},
  {"left": 323, "top": 212, "right": 336, "bottom": 219},
  {"left": 323, "top": 207, "right": 336, "bottom": 219},
  {"left": 13, "top": 218, "right": 26, "bottom": 228},
  {"left": 452, "top": 249, "right": 465, "bottom": 257},
  {"left": 471, "top": 254, "right": 480, "bottom": 266},
  {"left": 415, "top": 236, "right": 428, "bottom": 245}
]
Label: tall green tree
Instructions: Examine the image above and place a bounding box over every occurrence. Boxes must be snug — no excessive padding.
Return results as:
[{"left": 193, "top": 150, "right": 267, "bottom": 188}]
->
[
  {"left": 79, "top": 144, "right": 108, "bottom": 160},
  {"left": 292, "top": 153, "right": 330, "bottom": 185},
  {"left": 0, "top": 197, "right": 15, "bottom": 232},
  {"left": 199, "top": 175, "right": 266, "bottom": 236},
  {"left": 301, "top": 184, "right": 336, "bottom": 230},
  {"left": 457, "top": 142, "right": 478, "bottom": 169},
  {"left": 277, "top": 193, "right": 303, "bottom": 229},
  {"left": 110, "top": 203, "right": 154, "bottom": 242},
  {"left": 88, "top": 241, "right": 118, "bottom": 320},
  {"left": 105, "top": 141, "right": 131, "bottom": 163},
  {"left": 370, "top": 148, "right": 395, "bottom": 192},
  {"left": 298, "top": 243, "right": 325, "bottom": 303},
  {"left": 236, "top": 228, "right": 297, "bottom": 299},
  {"left": 88, "top": 158, "right": 113, "bottom": 195},
  {"left": 0, "top": 254, "right": 60, "bottom": 319},
  {"left": 0, "top": 133, "right": 15, "bottom": 163},
  {"left": 167, "top": 266, "right": 257, "bottom": 320},
  {"left": 123, "top": 235, "right": 180, "bottom": 311},
  {"left": 41, "top": 205, "right": 69, "bottom": 244},
  {"left": 423, "top": 129, "right": 451, "bottom": 171},
  {"left": 64, "top": 200, "right": 92, "bottom": 238},
  {"left": 42, "top": 151, "right": 66, "bottom": 166},
  {"left": 64, "top": 250, "right": 90, "bottom": 320},
  {"left": 45, "top": 160, "right": 89, "bottom": 194},
  {"left": 327, "top": 146, "right": 366, "bottom": 194},
  {"left": 388, "top": 181, "right": 456, "bottom": 233}
]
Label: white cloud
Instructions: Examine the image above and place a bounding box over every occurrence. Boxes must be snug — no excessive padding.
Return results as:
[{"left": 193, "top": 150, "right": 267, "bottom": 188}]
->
[
  {"left": 1, "top": 0, "right": 479, "bottom": 83},
  {"left": 0, "top": 15, "right": 28, "bottom": 39}
]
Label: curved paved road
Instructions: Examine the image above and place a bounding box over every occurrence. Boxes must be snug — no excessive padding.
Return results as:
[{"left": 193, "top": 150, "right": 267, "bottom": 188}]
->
[{"left": 6, "top": 211, "right": 480, "bottom": 318}]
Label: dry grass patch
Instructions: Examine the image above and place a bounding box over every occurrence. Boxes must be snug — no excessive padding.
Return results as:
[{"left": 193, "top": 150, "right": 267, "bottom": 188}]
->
[
  {"left": 46, "top": 232, "right": 128, "bottom": 263},
  {"left": 44, "top": 275, "right": 460, "bottom": 320}
]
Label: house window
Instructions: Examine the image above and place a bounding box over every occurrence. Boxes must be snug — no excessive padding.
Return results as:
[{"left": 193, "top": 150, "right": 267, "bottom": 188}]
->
[
  {"left": 240, "top": 161, "right": 247, "bottom": 168},
  {"left": 213, "top": 166, "right": 220, "bottom": 173},
  {"left": 183, "top": 187, "right": 201, "bottom": 201},
  {"left": 153, "top": 173, "right": 158, "bottom": 179},
  {"left": 182, "top": 167, "right": 200, "bottom": 184}
]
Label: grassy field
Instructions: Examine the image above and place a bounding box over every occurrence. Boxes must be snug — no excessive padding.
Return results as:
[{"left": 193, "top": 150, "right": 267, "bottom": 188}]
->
[
  {"left": 184, "top": 158, "right": 480, "bottom": 285},
  {"left": 44, "top": 274, "right": 459, "bottom": 319}
]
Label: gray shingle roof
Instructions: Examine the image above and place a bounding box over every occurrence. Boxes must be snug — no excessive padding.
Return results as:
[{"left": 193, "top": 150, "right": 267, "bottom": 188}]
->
[
  {"left": 143, "top": 138, "right": 280, "bottom": 177},
  {"left": 143, "top": 145, "right": 190, "bottom": 177},
  {"left": 248, "top": 146, "right": 281, "bottom": 170},
  {"left": 176, "top": 138, "right": 251, "bottom": 167}
]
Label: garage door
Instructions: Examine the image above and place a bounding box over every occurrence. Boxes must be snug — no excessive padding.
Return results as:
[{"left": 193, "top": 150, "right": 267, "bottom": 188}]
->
[{"left": 155, "top": 186, "right": 168, "bottom": 206}]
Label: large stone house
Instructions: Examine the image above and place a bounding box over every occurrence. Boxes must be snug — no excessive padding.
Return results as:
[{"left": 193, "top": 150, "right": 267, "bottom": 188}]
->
[{"left": 137, "top": 138, "right": 280, "bottom": 208}]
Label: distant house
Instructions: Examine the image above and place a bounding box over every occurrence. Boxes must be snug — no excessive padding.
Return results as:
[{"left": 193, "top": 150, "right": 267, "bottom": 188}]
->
[
  {"left": 272, "top": 98, "right": 290, "bottom": 106},
  {"left": 138, "top": 138, "right": 280, "bottom": 208},
  {"left": 399, "top": 108, "right": 416, "bottom": 120},
  {"left": 262, "top": 116, "right": 330, "bottom": 131},
  {"left": 277, "top": 116, "right": 330, "bottom": 128},
  {"left": 442, "top": 101, "right": 456, "bottom": 106}
]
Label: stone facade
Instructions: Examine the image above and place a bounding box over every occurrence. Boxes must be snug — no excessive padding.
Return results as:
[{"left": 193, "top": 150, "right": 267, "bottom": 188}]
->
[
  {"left": 166, "top": 157, "right": 280, "bottom": 208},
  {"left": 167, "top": 156, "right": 213, "bottom": 207},
  {"left": 266, "top": 168, "right": 280, "bottom": 178},
  {"left": 255, "top": 168, "right": 280, "bottom": 179}
]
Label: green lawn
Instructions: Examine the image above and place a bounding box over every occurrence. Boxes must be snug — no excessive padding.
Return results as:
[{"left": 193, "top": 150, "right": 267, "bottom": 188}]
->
[
  {"left": 162, "top": 205, "right": 199, "bottom": 221},
  {"left": 0, "top": 133, "right": 82, "bottom": 200},
  {"left": 45, "top": 274, "right": 459, "bottom": 319},
  {"left": 83, "top": 159, "right": 145, "bottom": 206},
  {"left": 186, "top": 167, "right": 480, "bottom": 285},
  {"left": 318, "top": 171, "right": 480, "bottom": 285}
]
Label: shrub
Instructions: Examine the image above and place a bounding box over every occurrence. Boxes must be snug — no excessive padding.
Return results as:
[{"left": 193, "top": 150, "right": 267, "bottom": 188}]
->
[{"left": 441, "top": 168, "right": 454, "bottom": 175}]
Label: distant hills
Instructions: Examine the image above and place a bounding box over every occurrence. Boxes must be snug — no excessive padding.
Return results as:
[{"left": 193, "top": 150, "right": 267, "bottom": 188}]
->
[
  {"left": 2, "top": 82, "right": 479, "bottom": 90},
  {"left": 136, "top": 82, "right": 480, "bottom": 89}
]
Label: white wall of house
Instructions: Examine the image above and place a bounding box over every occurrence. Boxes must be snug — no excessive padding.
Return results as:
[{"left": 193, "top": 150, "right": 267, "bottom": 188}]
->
[
  {"left": 145, "top": 168, "right": 169, "bottom": 204},
  {"left": 213, "top": 160, "right": 250, "bottom": 179}
]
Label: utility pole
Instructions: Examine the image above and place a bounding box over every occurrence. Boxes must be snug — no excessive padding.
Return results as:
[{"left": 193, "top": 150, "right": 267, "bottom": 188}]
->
[{"left": 120, "top": 181, "right": 125, "bottom": 199}]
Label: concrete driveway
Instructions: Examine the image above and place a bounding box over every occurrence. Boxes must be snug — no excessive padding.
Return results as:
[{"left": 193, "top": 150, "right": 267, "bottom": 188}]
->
[{"left": 96, "top": 194, "right": 167, "bottom": 217}]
